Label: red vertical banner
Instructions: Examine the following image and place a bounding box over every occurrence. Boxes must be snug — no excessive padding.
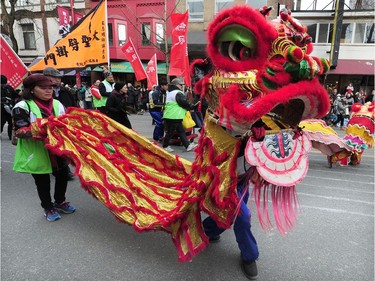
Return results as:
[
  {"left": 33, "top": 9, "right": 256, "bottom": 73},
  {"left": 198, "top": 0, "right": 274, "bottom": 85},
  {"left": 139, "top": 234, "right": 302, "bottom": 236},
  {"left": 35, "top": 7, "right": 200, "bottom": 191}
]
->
[
  {"left": 75, "top": 72, "right": 81, "bottom": 88},
  {"left": 146, "top": 54, "right": 158, "bottom": 90},
  {"left": 57, "top": 5, "right": 70, "bottom": 26},
  {"left": 0, "top": 35, "right": 28, "bottom": 88},
  {"left": 74, "top": 12, "right": 84, "bottom": 23},
  {"left": 121, "top": 38, "right": 147, "bottom": 81},
  {"left": 168, "top": 10, "right": 191, "bottom": 86}
]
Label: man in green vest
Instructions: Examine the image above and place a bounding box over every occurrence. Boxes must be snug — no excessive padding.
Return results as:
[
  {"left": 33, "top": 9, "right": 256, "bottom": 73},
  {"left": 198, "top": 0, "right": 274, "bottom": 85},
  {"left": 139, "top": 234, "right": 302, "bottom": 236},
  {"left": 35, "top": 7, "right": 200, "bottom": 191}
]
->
[{"left": 95, "top": 72, "right": 115, "bottom": 114}]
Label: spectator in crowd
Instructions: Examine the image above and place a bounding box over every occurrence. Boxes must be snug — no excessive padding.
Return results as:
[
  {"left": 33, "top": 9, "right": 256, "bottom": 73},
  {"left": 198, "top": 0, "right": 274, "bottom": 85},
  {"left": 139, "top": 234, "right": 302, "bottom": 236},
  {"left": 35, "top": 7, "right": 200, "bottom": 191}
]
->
[
  {"left": 139, "top": 87, "right": 149, "bottom": 113},
  {"left": 329, "top": 88, "right": 338, "bottom": 101},
  {"left": 162, "top": 77, "right": 197, "bottom": 153},
  {"left": 356, "top": 90, "right": 366, "bottom": 104},
  {"left": 1, "top": 75, "right": 18, "bottom": 140},
  {"left": 346, "top": 82, "right": 354, "bottom": 93},
  {"left": 78, "top": 82, "right": 93, "bottom": 109},
  {"left": 365, "top": 89, "right": 374, "bottom": 103},
  {"left": 149, "top": 80, "right": 168, "bottom": 142},
  {"left": 90, "top": 80, "right": 101, "bottom": 109},
  {"left": 96, "top": 72, "right": 115, "bottom": 113},
  {"left": 12, "top": 74, "right": 76, "bottom": 222},
  {"left": 344, "top": 90, "right": 355, "bottom": 112},
  {"left": 332, "top": 94, "right": 348, "bottom": 130},
  {"left": 106, "top": 82, "right": 132, "bottom": 129},
  {"left": 126, "top": 83, "right": 139, "bottom": 113},
  {"left": 43, "top": 67, "right": 77, "bottom": 108}
]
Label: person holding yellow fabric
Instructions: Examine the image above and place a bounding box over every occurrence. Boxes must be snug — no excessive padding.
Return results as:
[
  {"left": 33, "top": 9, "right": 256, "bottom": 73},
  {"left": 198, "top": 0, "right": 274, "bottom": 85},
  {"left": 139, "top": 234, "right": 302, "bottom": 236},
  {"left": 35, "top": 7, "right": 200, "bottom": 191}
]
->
[{"left": 12, "top": 74, "right": 76, "bottom": 222}]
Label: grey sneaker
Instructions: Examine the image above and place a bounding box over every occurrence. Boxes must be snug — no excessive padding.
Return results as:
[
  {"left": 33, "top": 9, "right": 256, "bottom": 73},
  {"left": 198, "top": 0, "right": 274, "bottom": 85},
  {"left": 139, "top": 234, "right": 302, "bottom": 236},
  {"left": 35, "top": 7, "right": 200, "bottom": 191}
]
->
[
  {"left": 164, "top": 146, "right": 175, "bottom": 152},
  {"left": 241, "top": 260, "right": 258, "bottom": 280},
  {"left": 186, "top": 143, "right": 197, "bottom": 152}
]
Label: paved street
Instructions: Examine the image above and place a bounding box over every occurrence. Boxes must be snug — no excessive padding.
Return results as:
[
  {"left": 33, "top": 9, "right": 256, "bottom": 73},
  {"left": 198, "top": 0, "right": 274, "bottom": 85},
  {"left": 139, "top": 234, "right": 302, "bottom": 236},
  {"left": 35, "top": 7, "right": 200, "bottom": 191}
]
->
[{"left": 1, "top": 113, "right": 374, "bottom": 281}]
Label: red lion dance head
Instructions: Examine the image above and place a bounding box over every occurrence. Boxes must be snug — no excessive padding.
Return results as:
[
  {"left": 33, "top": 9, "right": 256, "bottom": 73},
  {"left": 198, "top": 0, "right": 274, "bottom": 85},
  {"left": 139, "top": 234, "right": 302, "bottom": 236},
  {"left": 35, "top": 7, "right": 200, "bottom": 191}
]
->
[{"left": 193, "top": 6, "right": 330, "bottom": 132}]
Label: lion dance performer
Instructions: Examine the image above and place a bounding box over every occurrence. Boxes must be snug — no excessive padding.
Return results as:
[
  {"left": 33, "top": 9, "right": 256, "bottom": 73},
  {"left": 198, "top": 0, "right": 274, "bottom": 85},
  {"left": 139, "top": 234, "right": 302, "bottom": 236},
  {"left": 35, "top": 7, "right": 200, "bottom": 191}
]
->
[
  {"left": 24, "top": 5, "right": 330, "bottom": 280},
  {"left": 300, "top": 102, "right": 374, "bottom": 167}
]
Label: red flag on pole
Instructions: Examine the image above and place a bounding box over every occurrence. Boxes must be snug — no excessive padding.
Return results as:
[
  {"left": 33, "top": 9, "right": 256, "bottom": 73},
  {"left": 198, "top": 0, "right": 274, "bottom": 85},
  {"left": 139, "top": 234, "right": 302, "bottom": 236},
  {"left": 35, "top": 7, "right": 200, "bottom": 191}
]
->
[
  {"left": 0, "top": 35, "right": 28, "bottom": 88},
  {"left": 146, "top": 54, "right": 158, "bottom": 90},
  {"left": 57, "top": 5, "right": 71, "bottom": 37},
  {"left": 168, "top": 11, "right": 191, "bottom": 86},
  {"left": 57, "top": 5, "right": 70, "bottom": 26},
  {"left": 74, "top": 12, "right": 84, "bottom": 23},
  {"left": 121, "top": 38, "right": 147, "bottom": 81}
]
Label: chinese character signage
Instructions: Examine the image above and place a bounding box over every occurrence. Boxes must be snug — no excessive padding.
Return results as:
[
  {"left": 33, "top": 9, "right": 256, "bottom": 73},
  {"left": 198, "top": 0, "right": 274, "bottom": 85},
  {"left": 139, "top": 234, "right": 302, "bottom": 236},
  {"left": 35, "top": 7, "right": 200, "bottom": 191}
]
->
[
  {"left": 146, "top": 53, "right": 158, "bottom": 90},
  {"left": 168, "top": 11, "right": 191, "bottom": 86},
  {"left": 29, "top": 0, "right": 108, "bottom": 72},
  {"left": 121, "top": 38, "right": 147, "bottom": 81},
  {"left": 0, "top": 35, "right": 29, "bottom": 88}
]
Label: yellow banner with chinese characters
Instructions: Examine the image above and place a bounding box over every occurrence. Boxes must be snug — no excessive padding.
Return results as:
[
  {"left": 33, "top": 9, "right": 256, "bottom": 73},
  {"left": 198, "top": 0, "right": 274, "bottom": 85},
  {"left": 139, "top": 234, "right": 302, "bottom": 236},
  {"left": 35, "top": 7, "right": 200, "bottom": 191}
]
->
[{"left": 29, "top": 0, "right": 108, "bottom": 72}]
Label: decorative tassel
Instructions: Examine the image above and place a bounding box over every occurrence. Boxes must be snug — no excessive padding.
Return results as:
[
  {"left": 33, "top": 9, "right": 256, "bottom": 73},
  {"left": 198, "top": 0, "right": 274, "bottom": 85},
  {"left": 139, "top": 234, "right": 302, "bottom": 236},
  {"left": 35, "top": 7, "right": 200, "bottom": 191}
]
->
[{"left": 250, "top": 170, "right": 298, "bottom": 234}]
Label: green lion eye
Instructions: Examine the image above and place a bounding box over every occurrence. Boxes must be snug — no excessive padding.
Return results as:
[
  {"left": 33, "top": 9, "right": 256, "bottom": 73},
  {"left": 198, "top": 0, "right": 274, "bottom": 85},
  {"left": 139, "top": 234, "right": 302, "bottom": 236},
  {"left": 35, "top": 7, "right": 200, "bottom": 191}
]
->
[{"left": 216, "top": 25, "right": 257, "bottom": 61}]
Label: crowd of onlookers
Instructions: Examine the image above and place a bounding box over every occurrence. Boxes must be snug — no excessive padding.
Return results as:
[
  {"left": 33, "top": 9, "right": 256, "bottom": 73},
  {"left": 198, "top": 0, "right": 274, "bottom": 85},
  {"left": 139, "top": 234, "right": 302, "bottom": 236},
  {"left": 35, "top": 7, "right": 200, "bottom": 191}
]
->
[{"left": 323, "top": 83, "right": 374, "bottom": 130}]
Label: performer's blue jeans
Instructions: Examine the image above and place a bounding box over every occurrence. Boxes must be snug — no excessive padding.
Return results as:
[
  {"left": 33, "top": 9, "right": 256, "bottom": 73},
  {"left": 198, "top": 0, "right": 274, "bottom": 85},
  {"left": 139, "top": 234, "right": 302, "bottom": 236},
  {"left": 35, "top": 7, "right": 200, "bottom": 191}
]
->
[
  {"left": 150, "top": 111, "right": 164, "bottom": 141},
  {"left": 203, "top": 187, "right": 259, "bottom": 262}
]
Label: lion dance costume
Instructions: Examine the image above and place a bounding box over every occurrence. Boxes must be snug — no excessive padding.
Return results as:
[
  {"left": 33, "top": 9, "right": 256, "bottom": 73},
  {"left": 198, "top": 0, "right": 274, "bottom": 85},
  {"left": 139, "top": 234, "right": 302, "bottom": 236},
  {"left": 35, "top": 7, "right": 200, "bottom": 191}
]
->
[
  {"left": 300, "top": 102, "right": 374, "bottom": 166},
  {"left": 30, "top": 6, "right": 332, "bottom": 262}
]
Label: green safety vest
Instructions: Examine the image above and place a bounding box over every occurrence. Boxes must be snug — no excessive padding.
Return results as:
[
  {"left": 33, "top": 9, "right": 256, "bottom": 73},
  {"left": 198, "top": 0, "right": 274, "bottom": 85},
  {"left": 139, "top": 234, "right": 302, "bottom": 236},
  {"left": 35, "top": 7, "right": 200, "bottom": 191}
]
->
[
  {"left": 93, "top": 80, "right": 112, "bottom": 108},
  {"left": 163, "top": 89, "right": 187, "bottom": 120},
  {"left": 13, "top": 100, "right": 61, "bottom": 174}
]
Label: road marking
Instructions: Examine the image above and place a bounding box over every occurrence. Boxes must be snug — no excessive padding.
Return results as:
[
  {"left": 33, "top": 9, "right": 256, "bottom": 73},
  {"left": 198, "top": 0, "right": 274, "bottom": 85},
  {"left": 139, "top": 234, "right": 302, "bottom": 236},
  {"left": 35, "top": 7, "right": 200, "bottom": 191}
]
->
[
  {"left": 311, "top": 168, "right": 375, "bottom": 176},
  {"left": 300, "top": 205, "right": 374, "bottom": 218},
  {"left": 297, "top": 192, "right": 374, "bottom": 205},
  {"left": 299, "top": 182, "right": 374, "bottom": 194},
  {"left": 305, "top": 174, "right": 374, "bottom": 185}
]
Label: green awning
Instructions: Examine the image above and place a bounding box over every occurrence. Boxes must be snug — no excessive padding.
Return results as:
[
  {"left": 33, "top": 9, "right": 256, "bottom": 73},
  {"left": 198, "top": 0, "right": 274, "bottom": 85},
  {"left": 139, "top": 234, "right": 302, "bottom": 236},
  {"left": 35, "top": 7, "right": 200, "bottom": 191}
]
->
[{"left": 89, "top": 61, "right": 167, "bottom": 74}]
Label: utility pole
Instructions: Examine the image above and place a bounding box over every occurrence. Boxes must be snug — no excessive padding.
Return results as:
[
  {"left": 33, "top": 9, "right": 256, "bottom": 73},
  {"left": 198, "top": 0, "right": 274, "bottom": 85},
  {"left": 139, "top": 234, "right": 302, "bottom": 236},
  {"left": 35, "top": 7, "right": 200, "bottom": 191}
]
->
[
  {"left": 330, "top": 0, "right": 345, "bottom": 68},
  {"left": 164, "top": 0, "right": 170, "bottom": 83},
  {"left": 70, "top": 0, "right": 81, "bottom": 87}
]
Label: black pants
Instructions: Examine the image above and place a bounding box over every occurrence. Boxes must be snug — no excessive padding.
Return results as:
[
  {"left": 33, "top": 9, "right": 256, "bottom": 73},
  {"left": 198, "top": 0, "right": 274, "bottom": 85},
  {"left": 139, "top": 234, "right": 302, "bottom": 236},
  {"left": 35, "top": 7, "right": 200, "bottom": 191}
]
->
[
  {"left": 162, "top": 118, "right": 190, "bottom": 148},
  {"left": 31, "top": 165, "right": 69, "bottom": 210},
  {"left": 333, "top": 113, "right": 344, "bottom": 127}
]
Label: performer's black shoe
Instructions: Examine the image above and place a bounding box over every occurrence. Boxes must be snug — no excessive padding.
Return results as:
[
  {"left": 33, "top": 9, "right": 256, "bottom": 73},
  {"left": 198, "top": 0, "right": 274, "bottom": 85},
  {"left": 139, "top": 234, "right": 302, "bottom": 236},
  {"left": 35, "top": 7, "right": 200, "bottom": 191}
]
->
[{"left": 241, "top": 260, "right": 258, "bottom": 280}]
